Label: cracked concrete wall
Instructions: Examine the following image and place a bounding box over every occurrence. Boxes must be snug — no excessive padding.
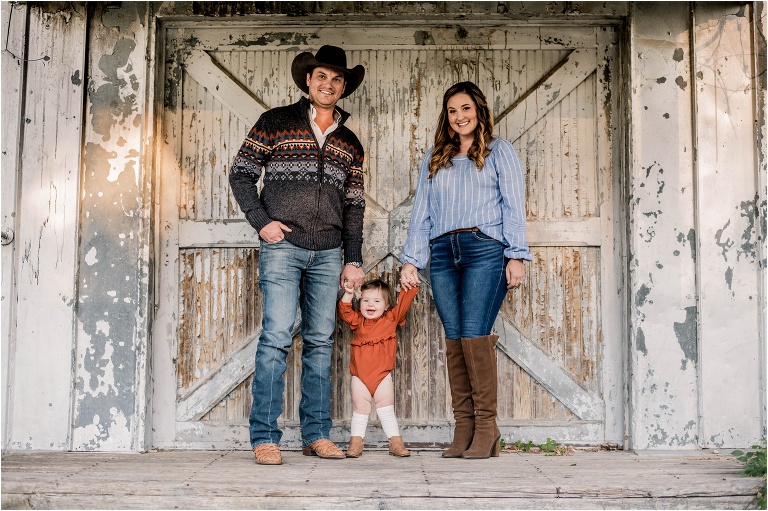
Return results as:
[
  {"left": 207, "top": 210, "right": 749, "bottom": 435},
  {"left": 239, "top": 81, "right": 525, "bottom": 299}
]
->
[
  {"left": 71, "top": 2, "right": 152, "bottom": 451},
  {"left": 629, "top": 2, "right": 766, "bottom": 449}
]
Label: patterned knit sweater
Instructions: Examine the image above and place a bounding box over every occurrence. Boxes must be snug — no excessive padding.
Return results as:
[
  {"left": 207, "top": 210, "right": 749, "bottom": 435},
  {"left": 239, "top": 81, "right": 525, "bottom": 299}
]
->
[{"left": 229, "top": 97, "right": 365, "bottom": 264}]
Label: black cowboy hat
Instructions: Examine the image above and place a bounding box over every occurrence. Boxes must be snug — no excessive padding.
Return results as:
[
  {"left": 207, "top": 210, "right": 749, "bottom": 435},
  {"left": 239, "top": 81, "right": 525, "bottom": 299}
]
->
[{"left": 291, "top": 45, "right": 365, "bottom": 99}]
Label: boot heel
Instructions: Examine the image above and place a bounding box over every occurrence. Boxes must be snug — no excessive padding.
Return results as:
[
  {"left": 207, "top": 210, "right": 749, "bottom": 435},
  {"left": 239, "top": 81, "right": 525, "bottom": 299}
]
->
[
  {"left": 491, "top": 436, "right": 501, "bottom": 457},
  {"left": 302, "top": 446, "right": 317, "bottom": 456}
]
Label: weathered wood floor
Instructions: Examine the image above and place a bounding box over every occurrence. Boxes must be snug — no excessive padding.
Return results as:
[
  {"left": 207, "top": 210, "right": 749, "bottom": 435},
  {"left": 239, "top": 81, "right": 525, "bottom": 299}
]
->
[{"left": 1, "top": 449, "right": 762, "bottom": 509}]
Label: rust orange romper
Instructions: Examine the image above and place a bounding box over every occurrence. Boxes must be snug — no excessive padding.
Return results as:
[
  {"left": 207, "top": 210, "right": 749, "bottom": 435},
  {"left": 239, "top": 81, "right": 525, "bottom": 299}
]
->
[{"left": 337, "top": 286, "right": 418, "bottom": 395}]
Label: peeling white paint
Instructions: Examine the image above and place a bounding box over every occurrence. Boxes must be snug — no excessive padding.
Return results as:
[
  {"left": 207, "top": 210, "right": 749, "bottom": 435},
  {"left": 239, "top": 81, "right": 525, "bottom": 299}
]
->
[
  {"left": 630, "top": 1, "right": 764, "bottom": 449},
  {"left": 630, "top": 2, "right": 700, "bottom": 449},
  {"left": 85, "top": 247, "right": 98, "bottom": 266},
  {"left": 84, "top": 339, "right": 117, "bottom": 397},
  {"left": 95, "top": 320, "right": 110, "bottom": 336},
  {"left": 693, "top": 2, "right": 764, "bottom": 448},
  {"left": 71, "top": 406, "right": 130, "bottom": 451}
]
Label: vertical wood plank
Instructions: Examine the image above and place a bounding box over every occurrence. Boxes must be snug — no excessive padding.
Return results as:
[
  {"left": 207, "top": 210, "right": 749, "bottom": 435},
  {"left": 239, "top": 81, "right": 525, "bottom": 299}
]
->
[
  {"left": 581, "top": 73, "right": 598, "bottom": 219},
  {"left": 596, "top": 25, "right": 624, "bottom": 443},
  {"left": 422, "top": 282, "right": 446, "bottom": 421},
  {"left": 694, "top": 2, "right": 763, "bottom": 447},
  {"left": 755, "top": 0, "right": 768, "bottom": 440},
  {"left": 152, "top": 27, "right": 186, "bottom": 449},
  {"left": 629, "top": 2, "right": 699, "bottom": 449},
  {"left": 9, "top": 4, "right": 86, "bottom": 450},
  {"left": 1, "top": 1, "right": 27, "bottom": 448},
  {"left": 180, "top": 60, "right": 194, "bottom": 221}
]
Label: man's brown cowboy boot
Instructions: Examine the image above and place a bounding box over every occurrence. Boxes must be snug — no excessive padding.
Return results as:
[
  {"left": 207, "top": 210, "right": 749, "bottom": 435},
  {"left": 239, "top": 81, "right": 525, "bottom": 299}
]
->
[
  {"left": 253, "top": 443, "right": 283, "bottom": 465},
  {"left": 442, "top": 338, "right": 475, "bottom": 458},
  {"left": 346, "top": 436, "right": 364, "bottom": 458},
  {"left": 461, "top": 335, "right": 501, "bottom": 459},
  {"left": 301, "top": 439, "right": 345, "bottom": 459}
]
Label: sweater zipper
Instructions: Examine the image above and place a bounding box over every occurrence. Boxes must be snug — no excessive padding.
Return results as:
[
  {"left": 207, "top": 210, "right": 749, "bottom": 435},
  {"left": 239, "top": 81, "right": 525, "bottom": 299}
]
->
[
  {"left": 306, "top": 102, "right": 344, "bottom": 246},
  {"left": 313, "top": 138, "right": 328, "bottom": 243},
  {"left": 307, "top": 112, "right": 329, "bottom": 244}
]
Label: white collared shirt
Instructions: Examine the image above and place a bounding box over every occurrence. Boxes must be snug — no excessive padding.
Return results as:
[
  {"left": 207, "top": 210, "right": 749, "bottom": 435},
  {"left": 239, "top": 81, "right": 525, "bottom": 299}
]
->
[{"left": 309, "top": 103, "right": 341, "bottom": 148}]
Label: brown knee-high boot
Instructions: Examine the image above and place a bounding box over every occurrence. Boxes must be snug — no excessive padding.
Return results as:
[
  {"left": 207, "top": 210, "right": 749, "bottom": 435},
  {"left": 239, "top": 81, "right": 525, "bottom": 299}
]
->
[
  {"left": 461, "top": 335, "right": 501, "bottom": 459},
  {"left": 442, "top": 339, "right": 474, "bottom": 458}
]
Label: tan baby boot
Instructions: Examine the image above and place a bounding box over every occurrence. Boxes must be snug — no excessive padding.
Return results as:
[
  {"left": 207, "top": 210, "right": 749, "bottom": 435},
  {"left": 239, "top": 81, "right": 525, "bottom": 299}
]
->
[
  {"left": 346, "top": 436, "right": 364, "bottom": 458},
  {"left": 388, "top": 436, "right": 410, "bottom": 457}
]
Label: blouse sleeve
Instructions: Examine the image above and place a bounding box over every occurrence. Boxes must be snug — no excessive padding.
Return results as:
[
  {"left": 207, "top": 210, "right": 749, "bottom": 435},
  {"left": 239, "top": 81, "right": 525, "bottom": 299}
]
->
[
  {"left": 337, "top": 300, "right": 362, "bottom": 330},
  {"left": 494, "top": 139, "right": 532, "bottom": 261},
  {"left": 401, "top": 152, "right": 433, "bottom": 269},
  {"left": 390, "top": 285, "right": 419, "bottom": 326}
]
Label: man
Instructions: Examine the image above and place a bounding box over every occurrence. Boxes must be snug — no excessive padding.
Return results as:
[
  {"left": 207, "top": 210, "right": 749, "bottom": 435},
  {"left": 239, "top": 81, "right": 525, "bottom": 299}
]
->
[{"left": 229, "top": 46, "right": 366, "bottom": 465}]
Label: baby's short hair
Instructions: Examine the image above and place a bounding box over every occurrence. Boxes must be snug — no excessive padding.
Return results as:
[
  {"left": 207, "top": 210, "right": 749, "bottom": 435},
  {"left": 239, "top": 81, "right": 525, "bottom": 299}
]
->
[{"left": 360, "top": 279, "right": 396, "bottom": 310}]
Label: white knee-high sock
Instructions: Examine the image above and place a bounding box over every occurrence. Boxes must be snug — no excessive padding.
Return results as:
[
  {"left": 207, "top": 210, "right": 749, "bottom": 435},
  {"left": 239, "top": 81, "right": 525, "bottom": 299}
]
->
[
  {"left": 376, "top": 405, "right": 400, "bottom": 438},
  {"left": 350, "top": 411, "right": 369, "bottom": 438}
]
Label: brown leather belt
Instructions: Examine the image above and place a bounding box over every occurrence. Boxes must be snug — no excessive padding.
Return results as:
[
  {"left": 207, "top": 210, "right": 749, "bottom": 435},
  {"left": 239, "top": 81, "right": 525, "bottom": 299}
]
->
[{"left": 447, "top": 227, "right": 479, "bottom": 234}]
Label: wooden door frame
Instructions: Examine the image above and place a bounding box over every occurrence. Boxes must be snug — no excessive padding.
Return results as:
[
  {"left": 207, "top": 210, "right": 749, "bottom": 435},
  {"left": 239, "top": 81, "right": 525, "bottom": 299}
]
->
[
  {"left": 149, "top": 17, "right": 628, "bottom": 449},
  {"left": 1, "top": 1, "right": 27, "bottom": 451}
]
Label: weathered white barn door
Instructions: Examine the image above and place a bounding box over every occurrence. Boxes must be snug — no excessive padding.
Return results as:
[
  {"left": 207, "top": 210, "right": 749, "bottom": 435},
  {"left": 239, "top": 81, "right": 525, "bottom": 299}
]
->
[{"left": 152, "top": 24, "right": 622, "bottom": 449}]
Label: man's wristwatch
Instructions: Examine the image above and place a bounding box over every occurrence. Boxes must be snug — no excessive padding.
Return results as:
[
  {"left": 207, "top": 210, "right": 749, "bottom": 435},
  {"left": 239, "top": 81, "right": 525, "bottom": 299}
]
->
[{"left": 346, "top": 261, "right": 362, "bottom": 268}]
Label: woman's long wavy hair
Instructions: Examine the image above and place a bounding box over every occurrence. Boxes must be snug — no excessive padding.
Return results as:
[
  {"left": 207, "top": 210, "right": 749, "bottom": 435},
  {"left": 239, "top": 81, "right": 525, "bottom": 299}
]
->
[{"left": 428, "top": 81, "right": 494, "bottom": 179}]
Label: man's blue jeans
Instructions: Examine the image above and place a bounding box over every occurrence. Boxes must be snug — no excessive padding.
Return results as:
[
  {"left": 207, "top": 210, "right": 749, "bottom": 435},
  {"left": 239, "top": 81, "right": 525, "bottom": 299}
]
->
[
  {"left": 249, "top": 240, "right": 342, "bottom": 448},
  {"left": 429, "top": 230, "right": 509, "bottom": 339}
]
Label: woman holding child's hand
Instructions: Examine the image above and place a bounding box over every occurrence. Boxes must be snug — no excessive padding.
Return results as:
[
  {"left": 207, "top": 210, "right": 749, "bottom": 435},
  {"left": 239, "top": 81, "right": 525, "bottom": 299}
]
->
[
  {"left": 400, "top": 81, "right": 531, "bottom": 460},
  {"left": 399, "top": 264, "right": 420, "bottom": 291}
]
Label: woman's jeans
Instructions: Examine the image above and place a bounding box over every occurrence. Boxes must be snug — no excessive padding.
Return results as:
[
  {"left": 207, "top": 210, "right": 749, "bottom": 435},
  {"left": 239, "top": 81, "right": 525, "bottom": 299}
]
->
[
  {"left": 429, "top": 230, "right": 509, "bottom": 339},
  {"left": 249, "top": 240, "right": 342, "bottom": 448}
]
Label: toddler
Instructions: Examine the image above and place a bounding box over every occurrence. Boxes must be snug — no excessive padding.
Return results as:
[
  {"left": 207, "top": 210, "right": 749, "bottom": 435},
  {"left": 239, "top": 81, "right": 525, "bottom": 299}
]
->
[{"left": 337, "top": 277, "right": 418, "bottom": 457}]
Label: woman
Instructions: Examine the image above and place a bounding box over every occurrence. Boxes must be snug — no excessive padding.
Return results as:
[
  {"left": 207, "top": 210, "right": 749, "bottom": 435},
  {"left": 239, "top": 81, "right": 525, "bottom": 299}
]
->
[{"left": 400, "top": 81, "right": 531, "bottom": 459}]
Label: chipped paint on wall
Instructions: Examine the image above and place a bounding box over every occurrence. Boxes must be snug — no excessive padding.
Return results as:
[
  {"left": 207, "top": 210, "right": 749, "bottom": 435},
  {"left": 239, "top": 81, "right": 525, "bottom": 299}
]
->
[
  {"left": 629, "top": 1, "right": 700, "bottom": 449},
  {"left": 673, "top": 306, "right": 697, "bottom": 370},
  {"left": 635, "top": 327, "right": 647, "bottom": 356},
  {"left": 714, "top": 195, "right": 766, "bottom": 266},
  {"left": 693, "top": 1, "right": 765, "bottom": 448},
  {"left": 629, "top": 0, "right": 764, "bottom": 450},
  {"left": 72, "top": 2, "right": 148, "bottom": 451}
]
